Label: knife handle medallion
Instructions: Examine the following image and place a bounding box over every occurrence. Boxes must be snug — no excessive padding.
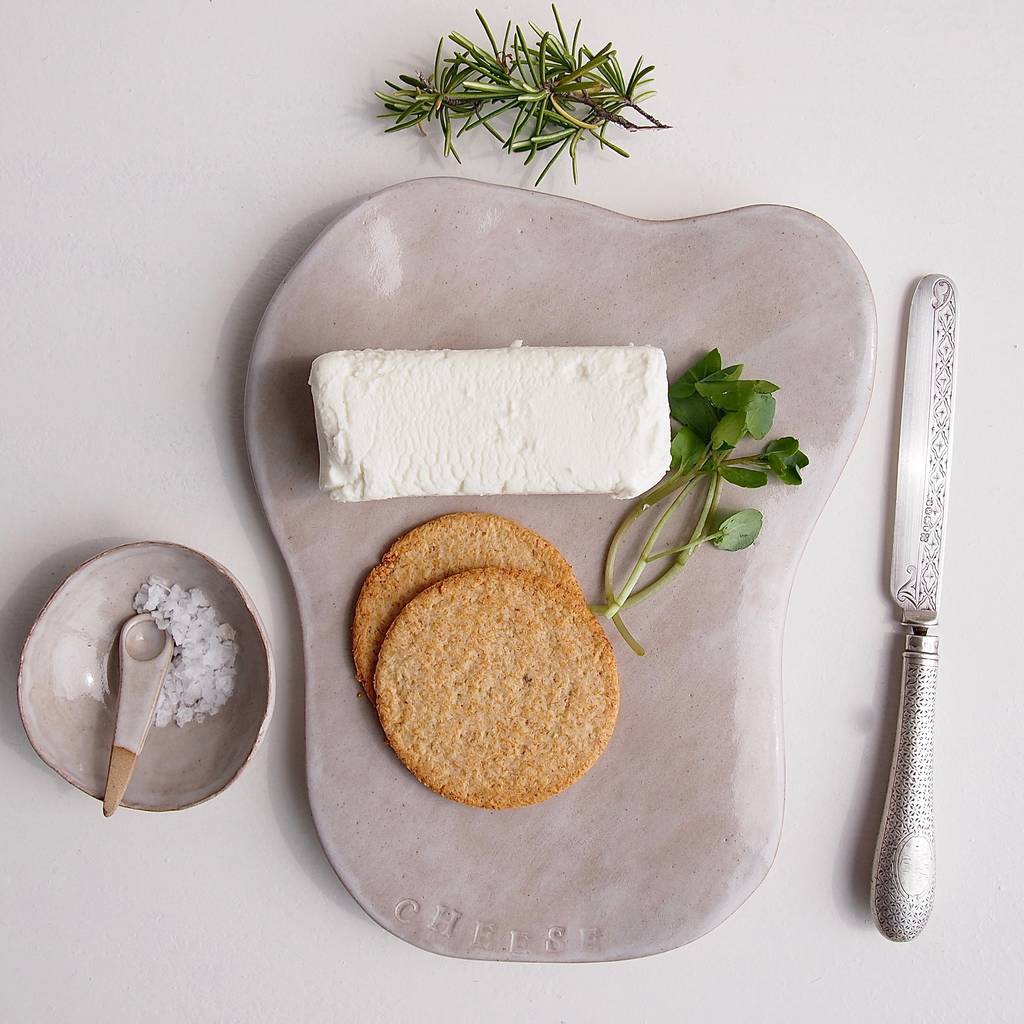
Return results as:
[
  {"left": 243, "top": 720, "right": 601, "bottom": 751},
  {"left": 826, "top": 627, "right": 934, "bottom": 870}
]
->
[{"left": 870, "top": 630, "right": 938, "bottom": 941}]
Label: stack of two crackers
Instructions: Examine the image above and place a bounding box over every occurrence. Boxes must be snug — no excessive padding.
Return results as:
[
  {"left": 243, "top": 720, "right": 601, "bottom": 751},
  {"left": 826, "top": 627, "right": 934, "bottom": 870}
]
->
[{"left": 353, "top": 513, "right": 620, "bottom": 810}]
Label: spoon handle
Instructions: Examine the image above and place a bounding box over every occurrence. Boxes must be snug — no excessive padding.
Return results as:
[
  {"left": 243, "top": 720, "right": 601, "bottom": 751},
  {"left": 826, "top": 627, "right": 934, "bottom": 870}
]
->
[
  {"left": 103, "top": 747, "right": 138, "bottom": 817},
  {"left": 103, "top": 614, "right": 173, "bottom": 817}
]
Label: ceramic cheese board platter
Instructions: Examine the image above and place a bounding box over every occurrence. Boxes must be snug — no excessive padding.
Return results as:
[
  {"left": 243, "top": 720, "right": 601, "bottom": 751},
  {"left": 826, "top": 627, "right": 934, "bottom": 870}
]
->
[{"left": 244, "top": 177, "right": 875, "bottom": 961}]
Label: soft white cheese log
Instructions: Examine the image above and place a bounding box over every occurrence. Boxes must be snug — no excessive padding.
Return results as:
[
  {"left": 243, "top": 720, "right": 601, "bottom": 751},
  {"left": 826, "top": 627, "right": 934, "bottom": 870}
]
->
[{"left": 309, "top": 346, "right": 670, "bottom": 502}]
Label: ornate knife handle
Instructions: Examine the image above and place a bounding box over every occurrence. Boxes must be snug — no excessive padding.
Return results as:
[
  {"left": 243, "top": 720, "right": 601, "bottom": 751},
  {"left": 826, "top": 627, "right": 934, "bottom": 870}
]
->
[{"left": 870, "top": 631, "right": 938, "bottom": 941}]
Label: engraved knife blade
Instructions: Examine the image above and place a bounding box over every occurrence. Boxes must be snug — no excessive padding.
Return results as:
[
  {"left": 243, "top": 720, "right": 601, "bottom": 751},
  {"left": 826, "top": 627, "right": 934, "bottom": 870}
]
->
[{"left": 890, "top": 275, "right": 959, "bottom": 625}]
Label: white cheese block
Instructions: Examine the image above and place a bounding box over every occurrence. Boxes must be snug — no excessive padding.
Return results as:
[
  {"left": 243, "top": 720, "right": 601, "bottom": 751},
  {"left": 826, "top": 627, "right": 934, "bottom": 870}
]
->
[{"left": 308, "top": 346, "right": 670, "bottom": 502}]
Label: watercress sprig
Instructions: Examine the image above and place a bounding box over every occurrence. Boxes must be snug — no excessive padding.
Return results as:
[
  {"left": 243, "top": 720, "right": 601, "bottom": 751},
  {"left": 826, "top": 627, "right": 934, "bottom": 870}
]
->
[{"left": 591, "top": 349, "right": 809, "bottom": 655}]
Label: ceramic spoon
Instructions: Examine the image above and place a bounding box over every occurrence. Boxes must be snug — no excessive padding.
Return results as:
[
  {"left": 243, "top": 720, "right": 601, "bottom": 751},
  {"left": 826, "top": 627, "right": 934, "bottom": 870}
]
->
[{"left": 102, "top": 613, "right": 174, "bottom": 817}]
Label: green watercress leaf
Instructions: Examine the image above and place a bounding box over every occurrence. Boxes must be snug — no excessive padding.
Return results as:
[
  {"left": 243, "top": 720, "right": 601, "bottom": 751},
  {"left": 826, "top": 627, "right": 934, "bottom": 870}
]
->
[
  {"left": 689, "top": 348, "right": 722, "bottom": 381},
  {"left": 700, "top": 363, "right": 744, "bottom": 383},
  {"left": 695, "top": 380, "right": 757, "bottom": 412},
  {"left": 712, "top": 509, "right": 763, "bottom": 551},
  {"left": 670, "top": 426, "right": 705, "bottom": 473},
  {"left": 670, "top": 392, "right": 719, "bottom": 440},
  {"left": 696, "top": 378, "right": 776, "bottom": 415},
  {"left": 764, "top": 436, "right": 799, "bottom": 457},
  {"left": 669, "top": 348, "right": 723, "bottom": 399},
  {"left": 711, "top": 410, "right": 747, "bottom": 449},
  {"left": 720, "top": 466, "right": 768, "bottom": 488},
  {"left": 745, "top": 392, "right": 776, "bottom": 439},
  {"left": 696, "top": 380, "right": 770, "bottom": 411},
  {"left": 766, "top": 447, "right": 809, "bottom": 485},
  {"left": 668, "top": 375, "right": 695, "bottom": 401}
]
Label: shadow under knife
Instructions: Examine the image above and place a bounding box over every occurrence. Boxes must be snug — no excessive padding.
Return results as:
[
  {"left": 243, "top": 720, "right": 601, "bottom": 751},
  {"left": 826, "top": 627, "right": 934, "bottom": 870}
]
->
[{"left": 835, "top": 276, "right": 919, "bottom": 924}]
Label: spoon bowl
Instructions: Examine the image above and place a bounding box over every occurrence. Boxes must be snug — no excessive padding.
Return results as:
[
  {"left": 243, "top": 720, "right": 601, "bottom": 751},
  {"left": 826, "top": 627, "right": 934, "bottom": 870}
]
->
[{"left": 123, "top": 618, "right": 166, "bottom": 662}]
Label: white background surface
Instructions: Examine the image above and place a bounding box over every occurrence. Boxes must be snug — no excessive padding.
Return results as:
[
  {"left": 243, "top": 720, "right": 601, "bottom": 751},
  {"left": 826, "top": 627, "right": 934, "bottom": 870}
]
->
[{"left": 2, "top": 2, "right": 1022, "bottom": 1021}]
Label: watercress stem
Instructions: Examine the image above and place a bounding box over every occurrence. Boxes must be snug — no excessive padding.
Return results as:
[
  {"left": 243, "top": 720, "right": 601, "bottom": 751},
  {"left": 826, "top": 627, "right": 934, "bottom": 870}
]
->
[
  {"left": 645, "top": 531, "right": 721, "bottom": 562},
  {"left": 605, "top": 475, "right": 700, "bottom": 616},
  {"left": 620, "top": 470, "right": 722, "bottom": 610},
  {"left": 602, "top": 469, "right": 690, "bottom": 605},
  {"left": 610, "top": 613, "right": 645, "bottom": 656}
]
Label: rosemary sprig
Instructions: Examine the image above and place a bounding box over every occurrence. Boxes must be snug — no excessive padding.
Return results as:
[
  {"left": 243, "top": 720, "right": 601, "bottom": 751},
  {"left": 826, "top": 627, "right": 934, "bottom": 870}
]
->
[
  {"left": 592, "top": 349, "right": 810, "bottom": 655},
  {"left": 375, "top": 5, "right": 669, "bottom": 186}
]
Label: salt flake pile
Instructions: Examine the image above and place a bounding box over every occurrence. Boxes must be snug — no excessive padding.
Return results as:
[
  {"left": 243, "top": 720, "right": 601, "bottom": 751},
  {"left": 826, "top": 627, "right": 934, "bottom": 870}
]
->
[{"left": 132, "top": 576, "right": 238, "bottom": 728}]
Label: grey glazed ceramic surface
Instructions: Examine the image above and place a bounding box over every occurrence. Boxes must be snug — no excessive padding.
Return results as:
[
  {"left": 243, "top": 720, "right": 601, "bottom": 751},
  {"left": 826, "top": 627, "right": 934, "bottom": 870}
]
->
[
  {"left": 245, "top": 178, "right": 875, "bottom": 961},
  {"left": 18, "top": 542, "right": 274, "bottom": 811}
]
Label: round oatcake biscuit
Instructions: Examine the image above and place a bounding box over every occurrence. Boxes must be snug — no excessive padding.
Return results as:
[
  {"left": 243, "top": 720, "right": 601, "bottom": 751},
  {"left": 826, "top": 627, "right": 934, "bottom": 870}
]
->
[
  {"left": 374, "top": 567, "right": 619, "bottom": 809},
  {"left": 352, "top": 512, "right": 584, "bottom": 701}
]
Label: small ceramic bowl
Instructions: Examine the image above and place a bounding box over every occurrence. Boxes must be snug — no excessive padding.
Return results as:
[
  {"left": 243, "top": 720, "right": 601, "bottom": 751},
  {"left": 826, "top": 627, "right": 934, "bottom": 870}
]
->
[{"left": 18, "top": 541, "right": 274, "bottom": 811}]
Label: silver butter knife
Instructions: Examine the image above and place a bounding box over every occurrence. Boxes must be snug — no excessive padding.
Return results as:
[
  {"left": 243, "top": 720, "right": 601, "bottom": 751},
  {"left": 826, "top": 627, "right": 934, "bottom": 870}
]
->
[{"left": 871, "top": 274, "right": 959, "bottom": 941}]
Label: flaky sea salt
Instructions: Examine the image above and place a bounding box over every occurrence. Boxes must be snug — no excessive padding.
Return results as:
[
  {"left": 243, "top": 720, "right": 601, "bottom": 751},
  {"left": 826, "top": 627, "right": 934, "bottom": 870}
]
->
[{"left": 132, "top": 575, "right": 238, "bottom": 728}]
